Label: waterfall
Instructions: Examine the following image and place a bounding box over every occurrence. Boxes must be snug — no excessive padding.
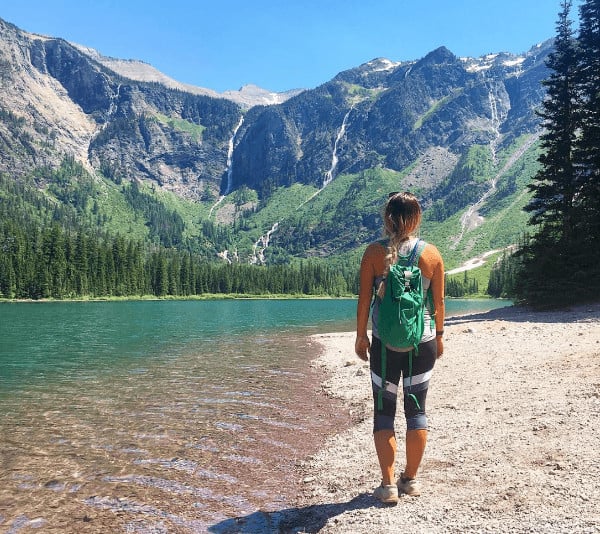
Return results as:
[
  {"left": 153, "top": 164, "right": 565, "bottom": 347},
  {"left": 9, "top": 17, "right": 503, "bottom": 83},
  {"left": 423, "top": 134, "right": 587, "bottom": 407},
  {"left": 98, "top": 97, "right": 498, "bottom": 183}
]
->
[
  {"left": 209, "top": 116, "right": 244, "bottom": 218},
  {"left": 109, "top": 83, "right": 121, "bottom": 117},
  {"left": 487, "top": 84, "right": 503, "bottom": 165},
  {"left": 488, "top": 89, "right": 500, "bottom": 129},
  {"left": 100, "top": 81, "right": 121, "bottom": 131},
  {"left": 251, "top": 222, "right": 279, "bottom": 265},
  {"left": 249, "top": 108, "right": 353, "bottom": 264},
  {"left": 450, "top": 83, "right": 506, "bottom": 248},
  {"left": 224, "top": 116, "right": 244, "bottom": 196},
  {"left": 323, "top": 108, "right": 352, "bottom": 187}
]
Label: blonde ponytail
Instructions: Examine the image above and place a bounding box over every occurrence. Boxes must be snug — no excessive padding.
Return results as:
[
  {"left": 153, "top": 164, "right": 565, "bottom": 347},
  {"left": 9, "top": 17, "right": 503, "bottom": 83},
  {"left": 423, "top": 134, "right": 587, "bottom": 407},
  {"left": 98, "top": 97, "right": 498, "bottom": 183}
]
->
[{"left": 376, "top": 192, "right": 422, "bottom": 299}]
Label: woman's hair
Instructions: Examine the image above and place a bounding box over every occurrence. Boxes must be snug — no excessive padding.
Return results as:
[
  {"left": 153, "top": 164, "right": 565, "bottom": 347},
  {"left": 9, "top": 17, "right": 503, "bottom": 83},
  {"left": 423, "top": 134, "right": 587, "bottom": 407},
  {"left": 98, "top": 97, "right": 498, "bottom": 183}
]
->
[{"left": 377, "top": 192, "right": 422, "bottom": 297}]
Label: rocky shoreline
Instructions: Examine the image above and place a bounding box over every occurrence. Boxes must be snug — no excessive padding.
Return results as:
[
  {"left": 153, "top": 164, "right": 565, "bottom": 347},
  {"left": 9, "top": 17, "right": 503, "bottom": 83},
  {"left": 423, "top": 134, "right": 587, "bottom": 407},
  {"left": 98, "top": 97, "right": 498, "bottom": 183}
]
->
[{"left": 279, "top": 303, "right": 600, "bottom": 533}]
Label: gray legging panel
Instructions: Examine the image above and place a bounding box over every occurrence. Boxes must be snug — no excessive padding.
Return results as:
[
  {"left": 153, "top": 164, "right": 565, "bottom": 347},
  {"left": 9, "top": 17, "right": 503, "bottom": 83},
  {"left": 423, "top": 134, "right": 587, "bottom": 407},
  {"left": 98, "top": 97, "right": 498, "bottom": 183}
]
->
[{"left": 369, "top": 336, "right": 437, "bottom": 432}]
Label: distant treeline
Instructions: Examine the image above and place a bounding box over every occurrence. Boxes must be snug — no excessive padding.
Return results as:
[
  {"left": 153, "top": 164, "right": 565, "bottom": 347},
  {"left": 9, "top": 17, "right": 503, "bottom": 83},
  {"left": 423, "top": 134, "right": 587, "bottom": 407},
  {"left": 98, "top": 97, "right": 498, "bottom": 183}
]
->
[
  {"left": 0, "top": 164, "right": 357, "bottom": 299},
  {"left": 0, "top": 221, "right": 357, "bottom": 299},
  {"left": 445, "top": 271, "right": 480, "bottom": 298}
]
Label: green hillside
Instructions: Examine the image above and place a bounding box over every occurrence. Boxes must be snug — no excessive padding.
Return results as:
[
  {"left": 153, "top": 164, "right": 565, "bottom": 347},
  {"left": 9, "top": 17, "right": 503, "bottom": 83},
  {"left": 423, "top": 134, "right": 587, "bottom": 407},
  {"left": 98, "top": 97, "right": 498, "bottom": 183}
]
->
[
  {"left": 0, "top": 127, "right": 541, "bottom": 301},
  {"left": 0, "top": 15, "right": 550, "bottom": 299}
]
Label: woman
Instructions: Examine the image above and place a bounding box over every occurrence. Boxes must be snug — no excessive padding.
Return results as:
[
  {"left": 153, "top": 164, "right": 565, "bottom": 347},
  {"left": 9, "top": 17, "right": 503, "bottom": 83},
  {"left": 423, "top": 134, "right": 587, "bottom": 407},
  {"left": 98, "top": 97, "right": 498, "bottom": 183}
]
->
[{"left": 355, "top": 191, "right": 445, "bottom": 504}]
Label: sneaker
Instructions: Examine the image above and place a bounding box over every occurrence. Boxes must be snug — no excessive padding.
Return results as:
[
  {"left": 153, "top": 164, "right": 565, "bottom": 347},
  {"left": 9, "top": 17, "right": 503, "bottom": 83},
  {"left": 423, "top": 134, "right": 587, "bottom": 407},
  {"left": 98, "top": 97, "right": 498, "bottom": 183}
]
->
[
  {"left": 397, "top": 474, "right": 421, "bottom": 496},
  {"left": 373, "top": 483, "right": 399, "bottom": 504}
]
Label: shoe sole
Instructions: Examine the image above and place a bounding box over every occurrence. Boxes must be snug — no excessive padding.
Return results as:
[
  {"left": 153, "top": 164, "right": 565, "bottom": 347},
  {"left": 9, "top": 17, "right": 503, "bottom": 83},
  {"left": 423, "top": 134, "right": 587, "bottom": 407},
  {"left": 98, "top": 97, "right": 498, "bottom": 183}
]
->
[{"left": 398, "top": 487, "right": 420, "bottom": 496}]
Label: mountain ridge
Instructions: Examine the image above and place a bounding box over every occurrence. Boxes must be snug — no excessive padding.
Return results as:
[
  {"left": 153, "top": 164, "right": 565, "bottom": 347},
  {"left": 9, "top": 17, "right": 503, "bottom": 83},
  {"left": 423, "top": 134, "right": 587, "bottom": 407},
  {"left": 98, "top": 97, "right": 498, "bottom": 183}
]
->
[
  {"left": 70, "top": 41, "right": 306, "bottom": 108},
  {"left": 0, "top": 15, "right": 550, "bottom": 270}
]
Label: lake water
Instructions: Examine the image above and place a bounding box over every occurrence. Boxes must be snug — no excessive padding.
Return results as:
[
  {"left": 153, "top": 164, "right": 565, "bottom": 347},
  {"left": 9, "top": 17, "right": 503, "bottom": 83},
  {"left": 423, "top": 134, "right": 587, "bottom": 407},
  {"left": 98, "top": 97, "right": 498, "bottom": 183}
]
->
[{"left": 0, "top": 298, "right": 510, "bottom": 532}]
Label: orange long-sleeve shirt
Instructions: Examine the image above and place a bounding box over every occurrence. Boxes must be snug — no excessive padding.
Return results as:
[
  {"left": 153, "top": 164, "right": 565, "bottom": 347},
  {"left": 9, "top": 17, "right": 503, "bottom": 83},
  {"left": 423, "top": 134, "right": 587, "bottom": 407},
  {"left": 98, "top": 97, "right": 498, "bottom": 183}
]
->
[{"left": 356, "top": 240, "right": 445, "bottom": 339}]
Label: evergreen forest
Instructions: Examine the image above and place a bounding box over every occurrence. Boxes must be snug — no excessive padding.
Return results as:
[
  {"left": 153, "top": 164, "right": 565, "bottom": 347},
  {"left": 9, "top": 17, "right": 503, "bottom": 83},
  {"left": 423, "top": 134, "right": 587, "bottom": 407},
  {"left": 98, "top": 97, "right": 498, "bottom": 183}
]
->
[
  {"left": 489, "top": 0, "right": 600, "bottom": 308},
  {"left": 1, "top": 0, "right": 599, "bottom": 306}
]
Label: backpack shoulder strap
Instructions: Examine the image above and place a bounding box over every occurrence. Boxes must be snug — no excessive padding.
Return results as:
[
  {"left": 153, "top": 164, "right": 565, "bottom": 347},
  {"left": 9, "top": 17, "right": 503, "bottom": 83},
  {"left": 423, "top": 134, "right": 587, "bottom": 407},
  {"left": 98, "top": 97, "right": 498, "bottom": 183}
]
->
[
  {"left": 415, "top": 239, "right": 427, "bottom": 263},
  {"left": 407, "top": 239, "right": 426, "bottom": 266}
]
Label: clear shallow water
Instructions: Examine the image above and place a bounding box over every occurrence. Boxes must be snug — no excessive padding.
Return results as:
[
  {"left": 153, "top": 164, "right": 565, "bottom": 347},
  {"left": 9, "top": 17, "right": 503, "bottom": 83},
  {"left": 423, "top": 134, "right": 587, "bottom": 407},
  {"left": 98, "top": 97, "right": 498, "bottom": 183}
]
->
[{"left": 0, "top": 298, "right": 510, "bottom": 532}]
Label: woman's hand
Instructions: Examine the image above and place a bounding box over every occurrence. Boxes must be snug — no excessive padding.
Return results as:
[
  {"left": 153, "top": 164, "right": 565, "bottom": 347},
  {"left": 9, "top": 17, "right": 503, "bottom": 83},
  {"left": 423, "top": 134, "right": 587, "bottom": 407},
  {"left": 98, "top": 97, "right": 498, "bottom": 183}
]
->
[
  {"left": 436, "top": 336, "right": 444, "bottom": 359},
  {"left": 355, "top": 335, "right": 370, "bottom": 361}
]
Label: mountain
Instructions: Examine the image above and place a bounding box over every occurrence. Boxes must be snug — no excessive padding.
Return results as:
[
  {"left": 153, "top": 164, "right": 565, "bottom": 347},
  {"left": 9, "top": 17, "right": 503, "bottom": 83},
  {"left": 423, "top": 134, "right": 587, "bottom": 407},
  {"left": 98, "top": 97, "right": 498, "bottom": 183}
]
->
[
  {"left": 231, "top": 44, "right": 548, "bottom": 193},
  {"left": 71, "top": 43, "right": 305, "bottom": 108},
  {"left": 0, "top": 16, "right": 551, "bottom": 271}
]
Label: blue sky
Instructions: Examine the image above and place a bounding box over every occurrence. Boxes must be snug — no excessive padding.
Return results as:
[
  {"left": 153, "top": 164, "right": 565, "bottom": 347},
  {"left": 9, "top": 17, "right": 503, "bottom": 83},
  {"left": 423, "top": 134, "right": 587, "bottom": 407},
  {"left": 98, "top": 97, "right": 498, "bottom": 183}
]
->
[{"left": 1, "top": 1, "right": 582, "bottom": 93}]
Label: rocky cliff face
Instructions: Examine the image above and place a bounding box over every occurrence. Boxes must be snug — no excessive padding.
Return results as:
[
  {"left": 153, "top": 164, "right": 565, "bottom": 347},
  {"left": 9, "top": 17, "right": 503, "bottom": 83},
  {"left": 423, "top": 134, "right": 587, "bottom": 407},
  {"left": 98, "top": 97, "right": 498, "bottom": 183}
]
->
[
  {"left": 0, "top": 16, "right": 552, "bottom": 264},
  {"left": 231, "top": 44, "right": 551, "bottom": 198},
  {"left": 0, "top": 16, "right": 551, "bottom": 202},
  {"left": 0, "top": 20, "right": 97, "bottom": 175},
  {"left": 0, "top": 18, "right": 242, "bottom": 200}
]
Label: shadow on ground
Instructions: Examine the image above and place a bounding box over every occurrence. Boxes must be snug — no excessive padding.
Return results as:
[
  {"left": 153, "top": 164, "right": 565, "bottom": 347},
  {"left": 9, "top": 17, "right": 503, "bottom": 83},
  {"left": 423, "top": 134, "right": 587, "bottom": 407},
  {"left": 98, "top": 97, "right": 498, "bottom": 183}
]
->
[
  {"left": 208, "top": 493, "right": 377, "bottom": 533},
  {"left": 446, "top": 301, "right": 600, "bottom": 326}
]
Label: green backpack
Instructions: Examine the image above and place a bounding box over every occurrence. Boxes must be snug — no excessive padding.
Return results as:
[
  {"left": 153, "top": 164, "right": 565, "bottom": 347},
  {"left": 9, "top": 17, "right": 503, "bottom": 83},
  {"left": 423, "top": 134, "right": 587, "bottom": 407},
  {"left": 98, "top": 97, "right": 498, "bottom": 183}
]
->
[{"left": 376, "top": 239, "right": 432, "bottom": 409}]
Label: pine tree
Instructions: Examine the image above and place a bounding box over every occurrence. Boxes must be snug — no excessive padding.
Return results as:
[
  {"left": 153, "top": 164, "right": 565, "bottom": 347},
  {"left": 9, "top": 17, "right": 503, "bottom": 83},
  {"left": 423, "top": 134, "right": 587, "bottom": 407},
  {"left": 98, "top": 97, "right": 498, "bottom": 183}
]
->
[
  {"left": 74, "top": 231, "right": 89, "bottom": 295},
  {"left": 527, "top": 1, "right": 579, "bottom": 240},
  {"left": 518, "top": 0, "right": 582, "bottom": 306},
  {"left": 574, "top": 0, "right": 600, "bottom": 295}
]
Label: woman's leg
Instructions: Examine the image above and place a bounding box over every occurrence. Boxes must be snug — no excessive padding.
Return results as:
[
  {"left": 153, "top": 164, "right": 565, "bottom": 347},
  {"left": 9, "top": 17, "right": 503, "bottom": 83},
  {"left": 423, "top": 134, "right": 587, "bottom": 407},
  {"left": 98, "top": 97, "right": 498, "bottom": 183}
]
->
[
  {"left": 400, "top": 338, "right": 437, "bottom": 490},
  {"left": 404, "top": 428, "right": 428, "bottom": 480},
  {"left": 374, "top": 429, "right": 396, "bottom": 485},
  {"left": 370, "top": 337, "right": 404, "bottom": 486}
]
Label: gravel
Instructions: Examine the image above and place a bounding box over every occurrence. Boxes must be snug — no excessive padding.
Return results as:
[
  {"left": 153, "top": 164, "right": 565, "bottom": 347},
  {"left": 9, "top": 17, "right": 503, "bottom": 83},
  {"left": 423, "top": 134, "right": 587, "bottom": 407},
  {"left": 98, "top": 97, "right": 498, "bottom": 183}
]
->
[{"left": 280, "top": 302, "right": 600, "bottom": 534}]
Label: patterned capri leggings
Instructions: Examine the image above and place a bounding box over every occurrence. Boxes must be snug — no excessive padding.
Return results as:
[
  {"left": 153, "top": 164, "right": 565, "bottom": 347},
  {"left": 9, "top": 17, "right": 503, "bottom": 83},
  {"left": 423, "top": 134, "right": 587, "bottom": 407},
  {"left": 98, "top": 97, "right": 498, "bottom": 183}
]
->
[{"left": 369, "top": 336, "right": 437, "bottom": 433}]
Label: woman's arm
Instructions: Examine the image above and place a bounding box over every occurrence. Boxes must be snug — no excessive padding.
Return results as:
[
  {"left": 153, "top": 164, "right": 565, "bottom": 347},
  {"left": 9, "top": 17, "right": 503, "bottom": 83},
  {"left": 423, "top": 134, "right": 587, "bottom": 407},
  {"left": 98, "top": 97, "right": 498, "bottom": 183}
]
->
[
  {"left": 429, "top": 246, "right": 445, "bottom": 357},
  {"left": 420, "top": 243, "right": 445, "bottom": 357},
  {"left": 355, "top": 243, "right": 384, "bottom": 360}
]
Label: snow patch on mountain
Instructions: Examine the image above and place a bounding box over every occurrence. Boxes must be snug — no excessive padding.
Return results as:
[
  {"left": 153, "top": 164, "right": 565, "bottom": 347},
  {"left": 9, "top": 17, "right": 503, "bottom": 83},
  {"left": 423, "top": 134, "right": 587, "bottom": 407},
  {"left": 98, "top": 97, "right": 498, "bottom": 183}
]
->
[
  {"left": 71, "top": 43, "right": 303, "bottom": 108},
  {"left": 364, "top": 58, "right": 402, "bottom": 72},
  {"left": 461, "top": 52, "right": 526, "bottom": 73}
]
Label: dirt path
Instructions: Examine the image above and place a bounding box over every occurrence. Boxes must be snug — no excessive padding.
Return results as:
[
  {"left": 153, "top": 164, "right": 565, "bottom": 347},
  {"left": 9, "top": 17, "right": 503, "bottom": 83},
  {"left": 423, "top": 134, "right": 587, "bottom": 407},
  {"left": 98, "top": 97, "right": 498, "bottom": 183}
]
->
[{"left": 445, "top": 247, "right": 510, "bottom": 275}]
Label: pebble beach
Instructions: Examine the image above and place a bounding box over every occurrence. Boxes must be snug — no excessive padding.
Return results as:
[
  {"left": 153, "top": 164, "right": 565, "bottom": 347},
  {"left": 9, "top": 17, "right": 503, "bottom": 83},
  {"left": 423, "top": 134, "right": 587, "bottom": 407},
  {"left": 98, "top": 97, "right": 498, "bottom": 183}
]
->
[{"left": 227, "top": 302, "right": 600, "bottom": 533}]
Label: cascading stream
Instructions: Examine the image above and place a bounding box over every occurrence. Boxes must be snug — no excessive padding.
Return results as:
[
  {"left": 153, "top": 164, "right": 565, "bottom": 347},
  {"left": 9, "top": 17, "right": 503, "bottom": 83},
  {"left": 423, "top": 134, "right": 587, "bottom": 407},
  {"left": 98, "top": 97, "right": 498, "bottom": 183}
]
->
[
  {"left": 209, "top": 116, "right": 244, "bottom": 218},
  {"left": 452, "top": 84, "right": 505, "bottom": 247},
  {"left": 251, "top": 222, "right": 279, "bottom": 265},
  {"left": 250, "top": 108, "right": 353, "bottom": 264},
  {"left": 323, "top": 108, "right": 352, "bottom": 187},
  {"left": 452, "top": 131, "right": 541, "bottom": 248}
]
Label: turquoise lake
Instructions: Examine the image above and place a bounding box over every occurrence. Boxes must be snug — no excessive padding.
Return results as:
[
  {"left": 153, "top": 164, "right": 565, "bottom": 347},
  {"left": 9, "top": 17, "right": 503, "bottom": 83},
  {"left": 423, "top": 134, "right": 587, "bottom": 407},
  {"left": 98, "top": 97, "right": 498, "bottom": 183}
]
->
[{"left": 0, "top": 298, "right": 511, "bottom": 532}]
